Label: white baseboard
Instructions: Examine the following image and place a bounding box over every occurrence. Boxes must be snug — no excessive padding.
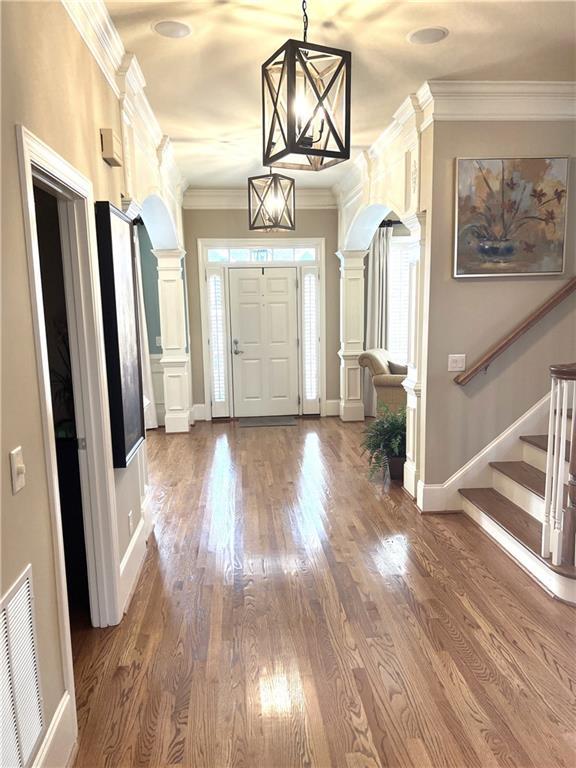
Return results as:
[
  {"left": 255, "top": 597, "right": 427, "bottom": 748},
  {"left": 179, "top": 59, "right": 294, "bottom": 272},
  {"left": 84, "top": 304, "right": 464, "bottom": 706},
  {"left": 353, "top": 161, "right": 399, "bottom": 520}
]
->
[
  {"left": 118, "top": 515, "right": 149, "bottom": 614},
  {"left": 461, "top": 496, "right": 576, "bottom": 604},
  {"left": 32, "top": 691, "right": 77, "bottom": 768},
  {"left": 155, "top": 403, "right": 165, "bottom": 426},
  {"left": 339, "top": 400, "right": 365, "bottom": 422},
  {"left": 418, "top": 393, "right": 550, "bottom": 512},
  {"left": 164, "top": 411, "right": 190, "bottom": 433},
  {"left": 322, "top": 399, "right": 340, "bottom": 417},
  {"left": 191, "top": 403, "right": 209, "bottom": 422},
  {"left": 190, "top": 402, "right": 340, "bottom": 421}
]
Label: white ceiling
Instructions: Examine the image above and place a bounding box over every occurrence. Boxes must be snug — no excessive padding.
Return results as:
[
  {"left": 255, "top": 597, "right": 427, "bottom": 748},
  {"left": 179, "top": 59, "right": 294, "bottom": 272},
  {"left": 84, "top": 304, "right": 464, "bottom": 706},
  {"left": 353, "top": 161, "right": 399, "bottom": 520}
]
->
[{"left": 106, "top": 1, "right": 576, "bottom": 189}]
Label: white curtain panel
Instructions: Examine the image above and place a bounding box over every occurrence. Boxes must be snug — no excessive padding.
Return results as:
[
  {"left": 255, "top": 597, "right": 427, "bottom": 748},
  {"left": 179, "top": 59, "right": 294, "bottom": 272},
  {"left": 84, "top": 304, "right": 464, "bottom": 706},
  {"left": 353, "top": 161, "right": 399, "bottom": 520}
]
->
[
  {"left": 134, "top": 235, "right": 158, "bottom": 430},
  {"left": 364, "top": 226, "right": 392, "bottom": 417}
]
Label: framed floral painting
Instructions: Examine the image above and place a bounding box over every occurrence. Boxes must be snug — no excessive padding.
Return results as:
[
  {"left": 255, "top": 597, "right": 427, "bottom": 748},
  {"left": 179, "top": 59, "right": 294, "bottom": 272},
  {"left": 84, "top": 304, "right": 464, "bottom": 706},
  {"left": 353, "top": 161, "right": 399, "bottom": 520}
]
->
[{"left": 454, "top": 157, "right": 568, "bottom": 277}]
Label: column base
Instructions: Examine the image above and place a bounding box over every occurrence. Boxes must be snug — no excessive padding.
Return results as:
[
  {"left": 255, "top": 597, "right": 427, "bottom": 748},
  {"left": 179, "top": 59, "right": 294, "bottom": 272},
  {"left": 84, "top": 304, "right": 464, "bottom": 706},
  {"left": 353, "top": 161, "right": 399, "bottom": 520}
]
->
[
  {"left": 403, "top": 460, "right": 418, "bottom": 499},
  {"left": 164, "top": 411, "right": 191, "bottom": 433},
  {"left": 339, "top": 400, "right": 365, "bottom": 422}
]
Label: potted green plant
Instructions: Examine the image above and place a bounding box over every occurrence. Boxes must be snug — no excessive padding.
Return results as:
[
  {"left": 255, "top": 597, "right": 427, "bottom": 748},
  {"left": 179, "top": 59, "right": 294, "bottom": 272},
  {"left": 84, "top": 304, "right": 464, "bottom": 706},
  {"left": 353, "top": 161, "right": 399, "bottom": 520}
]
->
[{"left": 361, "top": 405, "right": 406, "bottom": 481}]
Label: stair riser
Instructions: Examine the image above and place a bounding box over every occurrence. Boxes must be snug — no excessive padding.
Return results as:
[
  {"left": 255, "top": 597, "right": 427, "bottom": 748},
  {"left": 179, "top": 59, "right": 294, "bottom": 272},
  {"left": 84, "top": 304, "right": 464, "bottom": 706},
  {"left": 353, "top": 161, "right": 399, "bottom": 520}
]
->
[
  {"left": 491, "top": 469, "right": 544, "bottom": 522},
  {"left": 522, "top": 442, "right": 570, "bottom": 474},
  {"left": 460, "top": 497, "right": 576, "bottom": 604}
]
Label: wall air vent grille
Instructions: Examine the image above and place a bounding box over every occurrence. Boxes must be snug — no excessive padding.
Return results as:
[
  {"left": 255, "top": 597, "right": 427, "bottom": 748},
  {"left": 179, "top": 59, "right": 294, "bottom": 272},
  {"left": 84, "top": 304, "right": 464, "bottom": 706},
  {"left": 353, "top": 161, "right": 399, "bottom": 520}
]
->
[{"left": 0, "top": 566, "right": 44, "bottom": 768}]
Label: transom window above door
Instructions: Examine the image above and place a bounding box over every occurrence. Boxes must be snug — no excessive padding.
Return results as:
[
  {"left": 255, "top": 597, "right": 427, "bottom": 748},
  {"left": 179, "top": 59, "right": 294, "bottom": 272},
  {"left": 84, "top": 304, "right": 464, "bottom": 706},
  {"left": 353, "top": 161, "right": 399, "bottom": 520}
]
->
[{"left": 207, "top": 245, "right": 316, "bottom": 263}]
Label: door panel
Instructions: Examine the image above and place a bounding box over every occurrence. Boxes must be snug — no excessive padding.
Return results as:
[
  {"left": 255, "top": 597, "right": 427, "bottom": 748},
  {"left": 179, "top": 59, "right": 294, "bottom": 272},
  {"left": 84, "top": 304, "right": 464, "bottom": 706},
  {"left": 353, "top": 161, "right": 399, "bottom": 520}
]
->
[{"left": 229, "top": 267, "right": 298, "bottom": 417}]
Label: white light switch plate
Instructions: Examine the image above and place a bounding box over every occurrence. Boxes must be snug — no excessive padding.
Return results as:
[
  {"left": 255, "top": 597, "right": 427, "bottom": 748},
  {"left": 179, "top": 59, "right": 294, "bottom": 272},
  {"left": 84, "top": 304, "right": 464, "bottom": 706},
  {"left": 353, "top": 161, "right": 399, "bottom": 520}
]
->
[
  {"left": 448, "top": 354, "right": 466, "bottom": 372},
  {"left": 155, "top": 336, "right": 162, "bottom": 347},
  {"left": 9, "top": 446, "right": 26, "bottom": 494}
]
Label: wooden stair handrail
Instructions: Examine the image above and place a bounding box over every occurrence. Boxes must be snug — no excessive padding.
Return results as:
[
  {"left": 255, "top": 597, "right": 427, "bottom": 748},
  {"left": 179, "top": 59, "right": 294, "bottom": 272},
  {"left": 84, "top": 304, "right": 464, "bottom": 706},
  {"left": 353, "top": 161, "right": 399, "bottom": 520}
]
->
[
  {"left": 550, "top": 362, "right": 576, "bottom": 381},
  {"left": 454, "top": 277, "right": 576, "bottom": 386}
]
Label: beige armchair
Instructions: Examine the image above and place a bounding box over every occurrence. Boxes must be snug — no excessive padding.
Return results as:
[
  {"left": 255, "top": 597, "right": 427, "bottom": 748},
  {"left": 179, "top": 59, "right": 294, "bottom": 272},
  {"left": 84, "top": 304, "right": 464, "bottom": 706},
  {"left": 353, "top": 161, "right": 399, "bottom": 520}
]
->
[{"left": 358, "top": 349, "right": 407, "bottom": 413}]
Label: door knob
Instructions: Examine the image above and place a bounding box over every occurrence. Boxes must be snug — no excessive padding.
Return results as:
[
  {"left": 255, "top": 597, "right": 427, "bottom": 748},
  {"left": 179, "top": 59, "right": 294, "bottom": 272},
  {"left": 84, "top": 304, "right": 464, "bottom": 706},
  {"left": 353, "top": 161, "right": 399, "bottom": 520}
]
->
[{"left": 233, "top": 339, "right": 244, "bottom": 355}]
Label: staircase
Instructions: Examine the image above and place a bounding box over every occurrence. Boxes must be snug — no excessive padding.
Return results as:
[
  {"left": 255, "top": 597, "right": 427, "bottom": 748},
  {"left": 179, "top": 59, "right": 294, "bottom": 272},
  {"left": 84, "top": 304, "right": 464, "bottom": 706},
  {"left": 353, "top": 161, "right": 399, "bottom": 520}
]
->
[{"left": 458, "top": 368, "right": 576, "bottom": 604}]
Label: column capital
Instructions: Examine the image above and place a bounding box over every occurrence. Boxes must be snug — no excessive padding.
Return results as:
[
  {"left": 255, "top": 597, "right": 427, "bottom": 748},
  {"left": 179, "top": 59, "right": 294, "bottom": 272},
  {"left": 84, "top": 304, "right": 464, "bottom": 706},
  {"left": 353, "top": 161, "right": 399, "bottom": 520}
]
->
[
  {"left": 336, "top": 249, "right": 369, "bottom": 265},
  {"left": 152, "top": 247, "right": 186, "bottom": 263}
]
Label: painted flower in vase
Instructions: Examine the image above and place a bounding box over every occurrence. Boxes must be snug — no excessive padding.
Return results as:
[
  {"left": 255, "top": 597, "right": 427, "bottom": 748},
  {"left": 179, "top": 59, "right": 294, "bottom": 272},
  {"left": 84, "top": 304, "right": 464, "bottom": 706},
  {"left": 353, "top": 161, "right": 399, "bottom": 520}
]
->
[{"left": 455, "top": 157, "right": 568, "bottom": 277}]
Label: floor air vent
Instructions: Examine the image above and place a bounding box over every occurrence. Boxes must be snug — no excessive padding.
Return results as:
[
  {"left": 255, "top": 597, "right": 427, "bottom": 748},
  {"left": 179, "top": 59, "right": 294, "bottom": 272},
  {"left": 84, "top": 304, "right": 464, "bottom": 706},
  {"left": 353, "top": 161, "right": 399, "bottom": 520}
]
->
[{"left": 1, "top": 566, "right": 44, "bottom": 768}]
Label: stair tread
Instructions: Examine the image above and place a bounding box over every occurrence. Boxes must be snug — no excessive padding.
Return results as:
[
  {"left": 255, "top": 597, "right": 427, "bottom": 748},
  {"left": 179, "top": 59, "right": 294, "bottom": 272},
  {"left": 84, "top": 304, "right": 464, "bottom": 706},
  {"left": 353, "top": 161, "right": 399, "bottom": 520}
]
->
[
  {"left": 459, "top": 487, "right": 576, "bottom": 580},
  {"left": 490, "top": 461, "right": 546, "bottom": 498},
  {"left": 520, "top": 434, "right": 570, "bottom": 462},
  {"left": 459, "top": 488, "right": 541, "bottom": 550}
]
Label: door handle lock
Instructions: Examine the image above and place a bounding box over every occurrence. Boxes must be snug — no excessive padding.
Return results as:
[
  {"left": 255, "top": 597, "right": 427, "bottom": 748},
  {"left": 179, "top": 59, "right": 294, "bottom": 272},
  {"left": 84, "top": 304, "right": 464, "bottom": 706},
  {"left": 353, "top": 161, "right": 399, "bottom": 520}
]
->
[{"left": 233, "top": 339, "right": 244, "bottom": 355}]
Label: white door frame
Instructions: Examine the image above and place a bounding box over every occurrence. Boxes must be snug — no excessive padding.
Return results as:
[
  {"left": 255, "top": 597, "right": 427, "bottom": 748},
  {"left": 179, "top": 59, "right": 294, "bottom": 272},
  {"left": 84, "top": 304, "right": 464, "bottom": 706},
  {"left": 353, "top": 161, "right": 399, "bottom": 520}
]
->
[
  {"left": 228, "top": 265, "right": 300, "bottom": 418},
  {"left": 197, "top": 238, "right": 326, "bottom": 419},
  {"left": 16, "top": 125, "right": 122, "bottom": 647}
]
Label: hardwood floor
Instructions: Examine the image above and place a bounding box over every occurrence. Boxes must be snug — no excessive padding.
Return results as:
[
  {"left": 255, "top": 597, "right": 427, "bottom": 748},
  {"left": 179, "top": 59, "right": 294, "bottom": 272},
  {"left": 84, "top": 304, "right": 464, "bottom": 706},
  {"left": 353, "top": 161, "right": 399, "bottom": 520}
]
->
[{"left": 71, "top": 419, "right": 576, "bottom": 768}]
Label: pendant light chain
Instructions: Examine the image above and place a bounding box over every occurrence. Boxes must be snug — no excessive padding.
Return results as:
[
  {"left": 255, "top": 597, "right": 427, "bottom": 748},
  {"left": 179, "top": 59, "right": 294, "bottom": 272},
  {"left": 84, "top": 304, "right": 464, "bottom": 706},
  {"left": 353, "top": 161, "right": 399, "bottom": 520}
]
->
[{"left": 302, "top": 0, "right": 308, "bottom": 42}]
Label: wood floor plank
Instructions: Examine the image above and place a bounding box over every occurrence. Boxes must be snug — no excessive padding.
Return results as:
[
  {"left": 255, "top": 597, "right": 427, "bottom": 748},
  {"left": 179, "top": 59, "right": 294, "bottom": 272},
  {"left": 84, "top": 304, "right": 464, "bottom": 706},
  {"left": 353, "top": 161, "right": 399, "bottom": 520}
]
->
[{"left": 71, "top": 420, "right": 576, "bottom": 768}]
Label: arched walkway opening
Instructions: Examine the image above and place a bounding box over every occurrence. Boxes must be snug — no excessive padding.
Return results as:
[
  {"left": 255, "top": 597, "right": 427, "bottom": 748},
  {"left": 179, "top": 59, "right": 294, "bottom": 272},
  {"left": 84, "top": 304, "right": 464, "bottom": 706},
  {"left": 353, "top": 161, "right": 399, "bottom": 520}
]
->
[
  {"left": 338, "top": 201, "right": 425, "bottom": 498},
  {"left": 139, "top": 193, "right": 191, "bottom": 433}
]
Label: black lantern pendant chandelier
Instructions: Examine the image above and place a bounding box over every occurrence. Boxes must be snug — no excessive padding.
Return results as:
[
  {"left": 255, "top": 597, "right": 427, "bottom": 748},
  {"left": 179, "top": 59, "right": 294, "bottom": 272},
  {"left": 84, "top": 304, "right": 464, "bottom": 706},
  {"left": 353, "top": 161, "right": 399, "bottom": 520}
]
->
[
  {"left": 248, "top": 169, "right": 295, "bottom": 232},
  {"left": 262, "top": 0, "right": 351, "bottom": 171}
]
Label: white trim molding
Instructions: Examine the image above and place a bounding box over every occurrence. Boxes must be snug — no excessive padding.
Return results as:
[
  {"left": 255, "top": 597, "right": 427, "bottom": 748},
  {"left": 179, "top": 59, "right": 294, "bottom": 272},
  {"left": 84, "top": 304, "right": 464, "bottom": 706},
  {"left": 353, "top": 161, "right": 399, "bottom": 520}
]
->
[
  {"left": 118, "top": 516, "right": 150, "bottom": 612},
  {"left": 197, "top": 238, "right": 327, "bottom": 421},
  {"left": 31, "top": 691, "right": 77, "bottom": 768},
  {"left": 337, "top": 250, "right": 368, "bottom": 422},
  {"left": 154, "top": 248, "right": 191, "bottom": 432},
  {"left": 61, "top": 0, "right": 124, "bottom": 97},
  {"left": 191, "top": 403, "right": 209, "bottom": 422},
  {"left": 461, "top": 495, "right": 576, "bottom": 605},
  {"left": 416, "top": 80, "right": 576, "bottom": 130},
  {"left": 16, "top": 124, "right": 123, "bottom": 639},
  {"left": 62, "top": 0, "right": 185, "bottom": 213},
  {"left": 183, "top": 187, "right": 337, "bottom": 210},
  {"left": 417, "top": 394, "right": 550, "bottom": 513},
  {"left": 323, "top": 399, "right": 340, "bottom": 417}
]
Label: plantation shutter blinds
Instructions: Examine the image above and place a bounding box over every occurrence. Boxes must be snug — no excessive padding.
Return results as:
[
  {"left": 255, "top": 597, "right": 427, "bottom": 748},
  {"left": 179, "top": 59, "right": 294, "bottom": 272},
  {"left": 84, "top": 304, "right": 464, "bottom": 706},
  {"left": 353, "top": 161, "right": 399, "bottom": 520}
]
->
[{"left": 385, "top": 244, "right": 410, "bottom": 365}]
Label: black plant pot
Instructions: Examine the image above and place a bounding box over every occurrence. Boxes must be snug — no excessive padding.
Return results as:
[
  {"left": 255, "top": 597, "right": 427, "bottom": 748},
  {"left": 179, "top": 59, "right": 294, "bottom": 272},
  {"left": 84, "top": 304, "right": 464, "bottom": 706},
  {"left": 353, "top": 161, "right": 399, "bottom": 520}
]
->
[{"left": 387, "top": 456, "right": 405, "bottom": 482}]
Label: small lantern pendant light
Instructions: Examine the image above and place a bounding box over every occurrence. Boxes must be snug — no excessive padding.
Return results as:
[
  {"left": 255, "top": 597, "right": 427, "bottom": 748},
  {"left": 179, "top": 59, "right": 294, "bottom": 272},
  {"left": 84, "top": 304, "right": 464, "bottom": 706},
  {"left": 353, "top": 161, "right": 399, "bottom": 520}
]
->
[
  {"left": 248, "top": 169, "right": 295, "bottom": 231},
  {"left": 262, "top": 0, "right": 351, "bottom": 171}
]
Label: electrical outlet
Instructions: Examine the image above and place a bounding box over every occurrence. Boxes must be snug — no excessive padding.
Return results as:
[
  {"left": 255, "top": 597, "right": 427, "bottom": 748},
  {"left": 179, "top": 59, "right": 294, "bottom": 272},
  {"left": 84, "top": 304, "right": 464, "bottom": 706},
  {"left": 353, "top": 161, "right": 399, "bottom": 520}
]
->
[
  {"left": 128, "top": 509, "right": 134, "bottom": 537},
  {"left": 448, "top": 354, "right": 466, "bottom": 372},
  {"left": 155, "top": 336, "right": 162, "bottom": 347}
]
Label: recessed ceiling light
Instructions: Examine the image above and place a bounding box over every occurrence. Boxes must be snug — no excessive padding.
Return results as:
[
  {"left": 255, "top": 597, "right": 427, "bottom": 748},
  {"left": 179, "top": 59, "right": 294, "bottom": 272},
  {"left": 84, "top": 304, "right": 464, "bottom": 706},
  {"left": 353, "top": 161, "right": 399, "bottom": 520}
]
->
[
  {"left": 153, "top": 20, "right": 191, "bottom": 39},
  {"left": 407, "top": 27, "right": 449, "bottom": 45}
]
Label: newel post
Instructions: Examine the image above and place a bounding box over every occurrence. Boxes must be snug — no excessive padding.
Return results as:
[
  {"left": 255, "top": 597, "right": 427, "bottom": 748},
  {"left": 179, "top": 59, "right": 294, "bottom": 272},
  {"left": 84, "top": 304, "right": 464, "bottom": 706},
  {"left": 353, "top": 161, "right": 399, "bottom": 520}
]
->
[
  {"left": 337, "top": 249, "right": 368, "bottom": 421},
  {"left": 153, "top": 247, "right": 191, "bottom": 433},
  {"left": 551, "top": 363, "right": 576, "bottom": 565}
]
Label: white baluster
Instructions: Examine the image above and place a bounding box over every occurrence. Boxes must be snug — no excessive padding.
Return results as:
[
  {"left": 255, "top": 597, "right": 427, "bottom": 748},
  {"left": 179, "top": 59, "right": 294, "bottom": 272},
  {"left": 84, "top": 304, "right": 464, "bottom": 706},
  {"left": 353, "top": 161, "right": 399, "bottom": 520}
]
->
[
  {"left": 552, "top": 380, "right": 569, "bottom": 565},
  {"left": 542, "top": 378, "right": 557, "bottom": 557}
]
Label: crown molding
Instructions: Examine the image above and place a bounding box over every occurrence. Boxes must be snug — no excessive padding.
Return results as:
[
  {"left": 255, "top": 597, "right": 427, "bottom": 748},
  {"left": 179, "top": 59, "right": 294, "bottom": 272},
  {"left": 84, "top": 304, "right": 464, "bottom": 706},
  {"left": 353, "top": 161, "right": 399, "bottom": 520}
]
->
[
  {"left": 369, "top": 94, "right": 422, "bottom": 158},
  {"left": 61, "top": 0, "right": 124, "bottom": 97},
  {"left": 417, "top": 80, "right": 576, "bottom": 130},
  {"left": 333, "top": 151, "right": 369, "bottom": 209},
  {"left": 183, "top": 187, "right": 337, "bottom": 210},
  {"left": 62, "top": 1, "right": 184, "bottom": 195}
]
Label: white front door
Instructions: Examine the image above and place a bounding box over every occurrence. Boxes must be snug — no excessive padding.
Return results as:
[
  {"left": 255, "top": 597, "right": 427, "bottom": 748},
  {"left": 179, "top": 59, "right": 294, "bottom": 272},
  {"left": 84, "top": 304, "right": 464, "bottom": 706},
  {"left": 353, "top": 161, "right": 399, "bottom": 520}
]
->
[{"left": 229, "top": 266, "right": 299, "bottom": 417}]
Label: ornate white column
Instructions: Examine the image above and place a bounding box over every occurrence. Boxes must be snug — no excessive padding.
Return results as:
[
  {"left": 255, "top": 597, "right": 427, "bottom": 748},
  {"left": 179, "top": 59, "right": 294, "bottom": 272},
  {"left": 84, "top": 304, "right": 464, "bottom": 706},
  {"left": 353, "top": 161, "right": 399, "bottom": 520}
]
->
[
  {"left": 337, "top": 249, "right": 368, "bottom": 421},
  {"left": 402, "top": 213, "right": 426, "bottom": 500},
  {"left": 153, "top": 248, "right": 191, "bottom": 433}
]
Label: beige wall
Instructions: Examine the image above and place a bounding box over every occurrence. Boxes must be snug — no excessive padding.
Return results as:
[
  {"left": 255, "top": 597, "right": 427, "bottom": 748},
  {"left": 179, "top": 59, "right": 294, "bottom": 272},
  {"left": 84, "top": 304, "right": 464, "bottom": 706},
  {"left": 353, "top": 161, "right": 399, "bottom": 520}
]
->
[
  {"left": 183, "top": 208, "right": 340, "bottom": 404},
  {"left": 423, "top": 121, "right": 576, "bottom": 484},
  {"left": 2, "top": 0, "right": 139, "bottom": 724}
]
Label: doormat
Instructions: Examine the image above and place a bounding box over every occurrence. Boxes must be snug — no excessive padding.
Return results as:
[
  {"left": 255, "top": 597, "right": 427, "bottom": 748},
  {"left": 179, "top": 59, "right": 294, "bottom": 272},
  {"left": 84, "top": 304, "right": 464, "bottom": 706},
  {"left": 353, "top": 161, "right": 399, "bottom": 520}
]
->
[{"left": 238, "top": 416, "right": 297, "bottom": 427}]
